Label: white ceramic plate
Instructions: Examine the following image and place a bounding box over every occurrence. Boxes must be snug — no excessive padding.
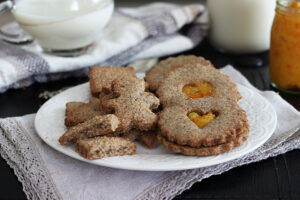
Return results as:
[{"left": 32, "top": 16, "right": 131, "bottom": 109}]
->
[{"left": 35, "top": 75, "right": 277, "bottom": 171}]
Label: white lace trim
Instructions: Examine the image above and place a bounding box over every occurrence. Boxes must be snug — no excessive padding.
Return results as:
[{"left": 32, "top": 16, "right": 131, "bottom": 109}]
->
[
  {"left": 0, "top": 115, "right": 299, "bottom": 200},
  {"left": 135, "top": 128, "right": 300, "bottom": 200},
  {"left": 0, "top": 118, "right": 62, "bottom": 200}
]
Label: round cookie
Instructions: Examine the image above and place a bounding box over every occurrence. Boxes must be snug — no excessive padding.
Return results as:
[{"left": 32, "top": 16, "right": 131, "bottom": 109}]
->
[
  {"left": 157, "top": 63, "right": 241, "bottom": 108},
  {"left": 158, "top": 100, "right": 250, "bottom": 148},
  {"left": 157, "top": 131, "right": 248, "bottom": 156},
  {"left": 145, "top": 55, "right": 214, "bottom": 92}
]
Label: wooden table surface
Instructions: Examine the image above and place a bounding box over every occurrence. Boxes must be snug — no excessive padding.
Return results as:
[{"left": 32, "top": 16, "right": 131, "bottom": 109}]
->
[{"left": 0, "top": 38, "right": 299, "bottom": 200}]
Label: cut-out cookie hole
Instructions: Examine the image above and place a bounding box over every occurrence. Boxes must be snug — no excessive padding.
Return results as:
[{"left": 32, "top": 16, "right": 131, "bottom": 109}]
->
[
  {"left": 188, "top": 111, "right": 217, "bottom": 128},
  {"left": 182, "top": 82, "right": 212, "bottom": 99}
]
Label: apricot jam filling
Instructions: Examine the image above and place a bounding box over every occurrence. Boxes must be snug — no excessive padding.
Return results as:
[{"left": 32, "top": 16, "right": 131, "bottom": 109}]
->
[
  {"left": 269, "top": 0, "right": 300, "bottom": 92},
  {"left": 188, "top": 112, "right": 216, "bottom": 128},
  {"left": 182, "top": 82, "right": 212, "bottom": 99},
  {"left": 291, "top": 1, "right": 300, "bottom": 8}
]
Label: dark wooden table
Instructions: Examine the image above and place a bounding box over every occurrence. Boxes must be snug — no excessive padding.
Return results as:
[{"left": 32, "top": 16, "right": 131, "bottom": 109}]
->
[{"left": 0, "top": 39, "right": 299, "bottom": 200}]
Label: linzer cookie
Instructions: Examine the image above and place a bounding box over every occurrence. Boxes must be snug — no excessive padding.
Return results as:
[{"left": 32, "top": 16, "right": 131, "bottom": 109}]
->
[
  {"left": 102, "top": 77, "right": 160, "bottom": 132},
  {"left": 145, "top": 55, "right": 214, "bottom": 92},
  {"left": 157, "top": 131, "right": 248, "bottom": 156},
  {"left": 154, "top": 57, "right": 249, "bottom": 156},
  {"left": 89, "top": 66, "right": 136, "bottom": 97},
  {"left": 59, "top": 114, "right": 120, "bottom": 145},
  {"left": 158, "top": 101, "right": 249, "bottom": 148},
  {"left": 157, "top": 63, "right": 241, "bottom": 108},
  {"left": 75, "top": 136, "right": 136, "bottom": 160}
]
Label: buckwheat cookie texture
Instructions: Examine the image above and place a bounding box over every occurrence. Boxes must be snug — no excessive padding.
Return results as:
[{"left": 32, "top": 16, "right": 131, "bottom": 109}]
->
[
  {"left": 102, "top": 77, "right": 160, "bottom": 132},
  {"left": 158, "top": 101, "right": 250, "bottom": 148},
  {"left": 153, "top": 57, "right": 249, "bottom": 156},
  {"left": 157, "top": 130, "right": 248, "bottom": 156},
  {"left": 145, "top": 55, "right": 214, "bottom": 92},
  {"left": 64, "top": 97, "right": 105, "bottom": 128},
  {"left": 157, "top": 63, "right": 241, "bottom": 108},
  {"left": 59, "top": 56, "right": 250, "bottom": 160},
  {"left": 76, "top": 136, "right": 136, "bottom": 160},
  {"left": 89, "top": 66, "right": 136, "bottom": 97},
  {"left": 59, "top": 114, "right": 120, "bottom": 145}
]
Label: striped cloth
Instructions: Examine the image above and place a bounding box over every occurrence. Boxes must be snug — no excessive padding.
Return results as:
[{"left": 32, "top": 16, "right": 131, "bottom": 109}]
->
[{"left": 0, "top": 2, "right": 208, "bottom": 93}]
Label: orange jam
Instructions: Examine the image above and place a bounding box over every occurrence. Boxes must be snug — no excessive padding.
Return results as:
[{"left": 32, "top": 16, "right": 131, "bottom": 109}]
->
[
  {"left": 188, "top": 112, "right": 216, "bottom": 128},
  {"left": 182, "top": 82, "right": 212, "bottom": 99},
  {"left": 270, "top": 0, "right": 300, "bottom": 93},
  {"left": 291, "top": 1, "right": 300, "bottom": 8}
]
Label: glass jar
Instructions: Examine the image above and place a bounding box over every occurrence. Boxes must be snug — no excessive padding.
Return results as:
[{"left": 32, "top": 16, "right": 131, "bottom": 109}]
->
[{"left": 270, "top": 0, "right": 300, "bottom": 94}]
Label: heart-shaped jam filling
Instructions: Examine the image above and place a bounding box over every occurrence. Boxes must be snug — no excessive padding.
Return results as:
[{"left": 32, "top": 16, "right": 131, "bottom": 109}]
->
[
  {"left": 182, "top": 82, "right": 212, "bottom": 99},
  {"left": 188, "top": 112, "right": 216, "bottom": 128}
]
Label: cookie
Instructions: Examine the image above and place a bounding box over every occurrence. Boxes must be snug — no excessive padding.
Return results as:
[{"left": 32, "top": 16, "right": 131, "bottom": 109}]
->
[
  {"left": 75, "top": 136, "right": 136, "bottom": 160},
  {"left": 65, "top": 102, "right": 85, "bottom": 117},
  {"left": 88, "top": 97, "right": 103, "bottom": 112},
  {"left": 155, "top": 57, "right": 250, "bottom": 156},
  {"left": 157, "top": 63, "right": 241, "bottom": 108},
  {"left": 116, "top": 129, "right": 158, "bottom": 148},
  {"left": 157, "top": 130, "right": 248, "bottom": 156},
  {"left": 158, "top": 100, "right": 249, "bottom": 148},
  {"left": 89, "top": 66, "right": 136, "bottom": 97},
  {"left": 106, "top": 129, "right": 158, "bottom": 148},
  {"left": 139, "top": 131, "right": 158, "bottom": 148},
  {"left": 59, "top": 115, "right": 119, "bottom": 145},
  {"left": 65, "top": 103, "right": 98, "bottom": 128},
  {"left": 102, "top": 77, "right": 160, "bottom": 132},
  {"left": 122, "top": 129, "right": 143, "bottom": 141},
  {"left": 106, "top": 129, "right": 142, "bottom": 141},
  {"left": 145, "top": 55, "right": 214, "bottom": 92},
  {"left": 64, "top": 98, "right": 105, "bottom": 128}
]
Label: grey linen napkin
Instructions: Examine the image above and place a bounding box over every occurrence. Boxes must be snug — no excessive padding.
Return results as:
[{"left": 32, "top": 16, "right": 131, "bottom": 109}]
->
[
  {"left": 0, "top": 2, "right": 208, "bottom": 93},
  {"left": 0, "top": 65, "right": 299, "bottom": 200}
]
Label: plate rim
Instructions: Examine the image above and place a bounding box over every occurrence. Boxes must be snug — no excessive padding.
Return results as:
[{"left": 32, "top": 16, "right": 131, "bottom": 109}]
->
[{"left": 34, "top": 82, "right": 277, "bottom": 171}]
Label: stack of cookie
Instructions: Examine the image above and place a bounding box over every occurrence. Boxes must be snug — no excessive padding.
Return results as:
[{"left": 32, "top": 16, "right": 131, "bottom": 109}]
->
[
  {"left": 59, "top": 66, "right": 160, "bottom": 160},
  {"left": 58, "top": 55, "right": 250, "bottom": 160},
  {"left": 145, "top": 55, "right": 250, "bottom": 156}
]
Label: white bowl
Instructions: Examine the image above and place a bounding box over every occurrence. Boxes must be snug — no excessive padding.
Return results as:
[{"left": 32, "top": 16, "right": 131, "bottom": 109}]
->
[{"left": 12, "top": 0, "right": 114, "bottom": 52}]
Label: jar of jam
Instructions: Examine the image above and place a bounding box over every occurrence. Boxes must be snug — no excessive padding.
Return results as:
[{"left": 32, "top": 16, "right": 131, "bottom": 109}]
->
[{"left": 270, "top": 0, "right": 300, "bottom": 94}]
